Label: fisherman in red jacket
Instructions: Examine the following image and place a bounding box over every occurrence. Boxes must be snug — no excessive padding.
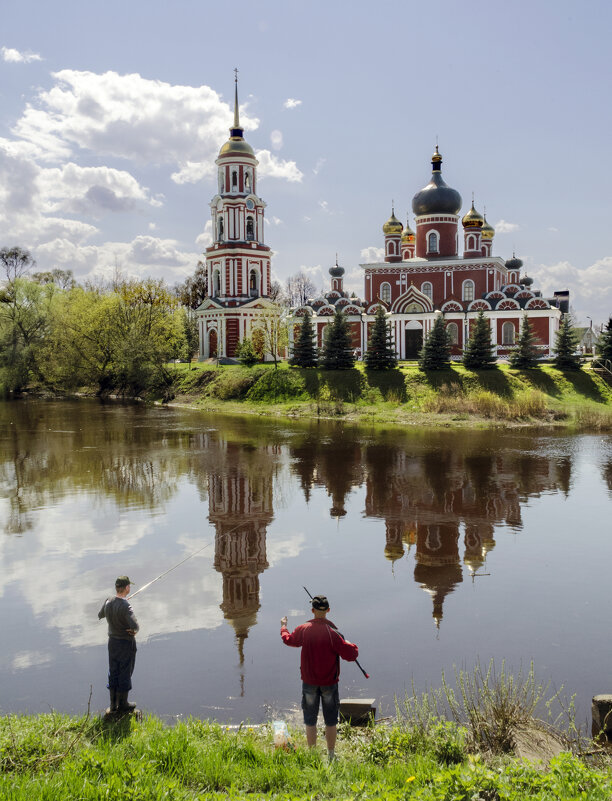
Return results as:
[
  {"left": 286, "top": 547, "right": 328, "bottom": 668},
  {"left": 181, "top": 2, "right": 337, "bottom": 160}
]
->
[{"left": 280, "top": 594, "right": 358, "bottom": 761}]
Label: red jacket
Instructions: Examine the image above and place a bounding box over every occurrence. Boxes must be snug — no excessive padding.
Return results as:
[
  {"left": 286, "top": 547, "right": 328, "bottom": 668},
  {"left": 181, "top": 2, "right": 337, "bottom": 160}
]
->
[{"left": 281, "top": 617, "right": 359, "bottom": 686}]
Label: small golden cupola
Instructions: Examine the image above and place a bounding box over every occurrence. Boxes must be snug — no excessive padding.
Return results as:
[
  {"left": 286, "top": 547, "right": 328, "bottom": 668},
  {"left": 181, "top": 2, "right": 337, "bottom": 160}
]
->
[
  {"left": 383, "top": 207, "right": 403, "bottom": 263},
  {"left": 462, "top": 201, "right": 484, "bottom": 228},
  {"left": 401, "top": 218, "right": 416, "bottom": 259},
  {"left": 462, "top": 196, "right": 484, "bottom": 257},
  {"left": 480, "top": 212, "right": 495, "bottom": 256}
]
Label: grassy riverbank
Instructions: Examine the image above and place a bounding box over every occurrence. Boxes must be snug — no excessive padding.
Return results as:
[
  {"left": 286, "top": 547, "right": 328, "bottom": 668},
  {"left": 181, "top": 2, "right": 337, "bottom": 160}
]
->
[
  {"left": 1, "top": 710, "right": 611, "bottom": 800},
  {"left": 166, "top": 361, "right": 612, "bottom": 430}
]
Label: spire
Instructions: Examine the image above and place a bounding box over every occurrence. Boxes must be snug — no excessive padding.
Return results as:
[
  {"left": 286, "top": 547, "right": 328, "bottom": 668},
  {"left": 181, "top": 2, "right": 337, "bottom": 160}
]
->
[{"left": 230, "top": 68, "right": 244, "bottom": 138}]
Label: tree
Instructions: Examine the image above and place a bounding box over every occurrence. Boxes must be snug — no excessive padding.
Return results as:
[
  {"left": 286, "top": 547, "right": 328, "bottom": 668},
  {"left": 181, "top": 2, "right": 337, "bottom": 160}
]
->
[
  {"left": 31, "top": 268, "right": 76, "bottom": 290},
  {"left": 596, "top": 316, "right": 612, "bottom": 362},
  {"left": 0, "top": 246, "right": 35, "bottom": 282},
  {"left": 321, "top": 309, "right": 355, "bottom": 370},
  {"left": 419, "top": 314, "right": 451, "bottom": 370},
  {"left": 553, "top": 314, "right": 581, "bottom": 370},
  {"left": 174, "top": 261, "right": 208, "bottom": 310},
  {"left": 509, "top": 315, "right": 540, "bottom": 369},
  {"left": 252, "top": 304, "right": 288, "bottom": 368},
  {"left": 365, "top": 306, "right": 397, "bottom": 370},
  {"left": 463, "top": 310, "right": 497, "bottom": 369},
  {"left": 236, "top": 336, "right": 259, "bottom": 366},
  {"left": 290, "top": 312, "right": 318, "bottom": 367},
  {"left": 285, "top": 271, "right": 317, "bottom": 308}
]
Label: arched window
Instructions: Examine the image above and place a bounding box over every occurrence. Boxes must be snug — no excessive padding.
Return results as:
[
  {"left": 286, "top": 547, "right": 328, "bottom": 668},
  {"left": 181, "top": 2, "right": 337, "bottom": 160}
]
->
[
  {"left": 427, "top": 231, "right": 439, "bottom": 253},
  {"left": 380, "top": 282, "right": 391, "bottom": 304},
  {"left": 231, "top": 170, "right": 237, "bottom": 190},
  {"left": 446, "top": 322, "right": 458, "bottom": 344},
  {"left": 246, "top": 216, "right": 255, "bottom": 241},
  {"left": 388, "top": 241, "right": 396, "bottom": 255},
  {"left": 502, "top": 321, "right": 516, "bottom": 345},
  {"left": 212, "top": 270, "right": 221, "bottom": 298},
  {"left": 467, "top": 234, "right": 476, "bottom": 251},
  {"left": 421, "top": 281, "right": 433, "bottom": 301},
  {"left": 219, "top": 170, "right": 224, "bottom": 193},
  {"left": 249, "top": 270, "right": 259, "bottom": 297},
  {"left": 245, "top": 171, "right": 251, "bottom": 190},
  {"left": 218, "top": 217, "right": 224, "bottom": 241},
  {"left": 462, "top": 279, "right": 475, "bottom": 302}
]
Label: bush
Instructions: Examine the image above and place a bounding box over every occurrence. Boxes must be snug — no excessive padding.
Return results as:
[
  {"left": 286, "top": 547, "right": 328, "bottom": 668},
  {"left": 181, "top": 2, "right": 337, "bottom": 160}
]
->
[
  {"left": 246, "top": 369, "right": 307, "bottom": 401},
  {"left": 211, "top": 367, "right": 267, "bottom": 400}
]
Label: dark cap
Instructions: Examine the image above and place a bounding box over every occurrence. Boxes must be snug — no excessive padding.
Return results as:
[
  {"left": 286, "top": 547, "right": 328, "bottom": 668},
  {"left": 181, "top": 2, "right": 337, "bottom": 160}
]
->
[
  {"left": 115, "top": 576, "right": 134, "bottom": 589},
  {"left": 311, "top": 595, "right": 329, "bottom": 611}
]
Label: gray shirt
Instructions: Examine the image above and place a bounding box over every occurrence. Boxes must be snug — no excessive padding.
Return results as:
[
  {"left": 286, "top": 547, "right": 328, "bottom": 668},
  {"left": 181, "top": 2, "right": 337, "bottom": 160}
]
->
[{"left": 98, "top": 596, "right": 139, "bottom": 641}]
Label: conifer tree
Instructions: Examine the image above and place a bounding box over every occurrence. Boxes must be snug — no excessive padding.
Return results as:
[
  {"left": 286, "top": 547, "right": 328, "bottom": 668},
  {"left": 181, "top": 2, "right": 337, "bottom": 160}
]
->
[
  {"left": 289, "top": 312, "right": 318, "bottom": 367},
  {"left": 419, "top": 314, "right": 451, "bottom": 370},
  {"left": 596, "top": 316, "right": 612, "bottom": 363},
  {"left": 509, "top": 315, "right": 540, "bottom": 369},
  {"left": 236, "top": 336, "right": 258, "bottom": 366},
  {"left": 365, "top": 306, "right": 397, "bottom": 370},
  {"left": 462, "top": 310, "right": 497, "bottom": 369},
  {"left": 321, "top": 309, "right": 355, "bottom": 370},
  {"left": 553, "top": 314, "right": 581, "bottom": 370}
]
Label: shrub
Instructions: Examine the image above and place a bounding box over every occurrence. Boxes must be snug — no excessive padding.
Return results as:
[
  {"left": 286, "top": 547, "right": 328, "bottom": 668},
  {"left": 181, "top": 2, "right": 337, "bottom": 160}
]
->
[
  {"left": 246, "top": 370, "right": 307, "bottom": 401},
  {"left": 211, "top": 367, "right": 267, "bottom": 399}
]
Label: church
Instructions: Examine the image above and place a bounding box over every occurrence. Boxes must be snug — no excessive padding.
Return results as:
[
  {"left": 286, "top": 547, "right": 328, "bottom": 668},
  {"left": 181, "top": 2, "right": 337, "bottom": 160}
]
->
[{"left": 198, "top": 81, "right": 568, "bottom": 361}]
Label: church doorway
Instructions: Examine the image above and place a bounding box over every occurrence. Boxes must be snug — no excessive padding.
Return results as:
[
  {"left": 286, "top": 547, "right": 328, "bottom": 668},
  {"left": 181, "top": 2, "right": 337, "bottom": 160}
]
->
[{"left": 404, "top": 321, "right": 423, "bottom": 359}]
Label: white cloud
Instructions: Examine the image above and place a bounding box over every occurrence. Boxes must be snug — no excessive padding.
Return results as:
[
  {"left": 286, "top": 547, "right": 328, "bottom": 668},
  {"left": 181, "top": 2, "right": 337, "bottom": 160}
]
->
[
  {"left": 494, "top": 219, "right": 520, "bottom": 234},
  {"left": 196, "top": 221, "right": 213, "bottom": 248},
  {"left": 360, "top": 246, "right": 384, "bottom": 263},
  {"left": 284, "top": 98, "right": 302, "bottom": 109},
  {"left": 270, "top": 129, "right": 283, "bottom": 150},
  {"left": 535, "top": 257, "right": 612, "bottom": 322},
  {"left": 265, "top": 216, "right": 283, "bottom": 226},
  {"left": 313, "top": 157, "right": 326, "bottom": 175},
  {"left": 256, "top": 149, "right": 303, "bottom": 182},
  {"left": 1, "top": 46, "right": 42, "bottom": 64},
  {"left": 319, "top": 200, "right": 329, "bottom": 213}
]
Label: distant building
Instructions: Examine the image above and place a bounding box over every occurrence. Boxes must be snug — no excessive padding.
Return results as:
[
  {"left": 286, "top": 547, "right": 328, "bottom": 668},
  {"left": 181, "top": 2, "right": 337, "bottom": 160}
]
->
[
  {"left": 574, "top": 326, "right": 598, "bottom": 355},
  {"left": 289, "top": 148, "right": 568, "bottom": 360},
  {"left": 196, "top": 77, "right": 276, "bottom": 360}
]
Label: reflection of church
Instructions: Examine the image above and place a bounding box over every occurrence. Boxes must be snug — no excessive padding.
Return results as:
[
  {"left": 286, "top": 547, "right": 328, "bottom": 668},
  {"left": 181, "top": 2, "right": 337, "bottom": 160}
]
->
[{"left": 206, "top": 441, "right": 273, "bottom": 677}]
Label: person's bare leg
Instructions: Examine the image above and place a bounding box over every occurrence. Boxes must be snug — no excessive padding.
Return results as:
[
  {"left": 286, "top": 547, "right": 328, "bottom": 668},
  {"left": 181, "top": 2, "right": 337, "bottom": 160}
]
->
[
  {"left": 305, "top": 725, "right": 317, "bottom": 747},
  {"left": 325, "top": 725, "right": 337, "bottom": 758}
]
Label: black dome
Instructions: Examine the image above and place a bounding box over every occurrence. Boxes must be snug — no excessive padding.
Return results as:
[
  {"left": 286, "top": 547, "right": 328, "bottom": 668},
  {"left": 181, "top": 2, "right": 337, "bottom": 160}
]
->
[
  {"left": 412, "top": 148, "right": 462, "bottom": 216},
  {"left": 505, "top": 255, "right": 523, "bottom": 270}
]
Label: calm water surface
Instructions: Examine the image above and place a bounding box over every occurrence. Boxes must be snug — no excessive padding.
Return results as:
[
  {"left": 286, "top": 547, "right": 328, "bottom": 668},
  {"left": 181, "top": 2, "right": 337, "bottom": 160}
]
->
[{"left": 0, "top": 399, "right": 610, "bottom": 725}]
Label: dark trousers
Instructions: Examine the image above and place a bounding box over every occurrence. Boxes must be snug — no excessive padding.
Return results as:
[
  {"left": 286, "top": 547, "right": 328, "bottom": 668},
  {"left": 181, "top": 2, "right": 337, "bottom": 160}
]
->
[{"left": 107, "top": 637, "right": 137, "bottom": 692}]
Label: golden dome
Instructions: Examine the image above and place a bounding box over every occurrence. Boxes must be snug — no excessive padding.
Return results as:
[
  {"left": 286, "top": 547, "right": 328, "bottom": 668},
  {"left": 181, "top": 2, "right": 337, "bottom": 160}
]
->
[
  {"left": 383, "top": 210, "right": 403, "bottom": 236},
  {"left": 218, "top": 136, "right": 255, "bottom": 158},
  {"left": 462, "top": 202, "right": 484, "bottom": 228},
  {"left": 401, "top": 220, "right": 415, "bottom": 242},
  {"left": 481, "top": 215, "right": 495, "bottom": 240}
]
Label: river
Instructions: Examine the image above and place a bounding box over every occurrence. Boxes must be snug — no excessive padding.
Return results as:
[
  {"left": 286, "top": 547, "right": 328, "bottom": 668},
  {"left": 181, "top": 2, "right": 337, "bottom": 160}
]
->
[{"left": 0, "top": 399, "right": 610, "bottom": 727}]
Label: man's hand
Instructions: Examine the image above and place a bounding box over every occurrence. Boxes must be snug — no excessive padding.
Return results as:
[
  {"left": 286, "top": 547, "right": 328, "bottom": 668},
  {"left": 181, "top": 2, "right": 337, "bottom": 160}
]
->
[
  {"left": 126, "top": 629, "right": 136, "bottom": 636},
  {"left": 280, "top": 616, "right": 288, "bottom": 627}
]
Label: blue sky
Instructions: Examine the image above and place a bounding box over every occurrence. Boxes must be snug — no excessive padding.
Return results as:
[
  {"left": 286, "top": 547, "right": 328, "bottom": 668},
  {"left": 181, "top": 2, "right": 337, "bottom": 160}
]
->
[{"left": 1, "top": 0, "right": 611, "bottom": 324}]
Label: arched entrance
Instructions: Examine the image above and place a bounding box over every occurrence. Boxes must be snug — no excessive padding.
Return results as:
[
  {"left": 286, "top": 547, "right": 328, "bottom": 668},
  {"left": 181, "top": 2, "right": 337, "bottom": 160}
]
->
[
  {"left": 208, "top": 328, "right": 218, "bottom": 358},
  {"left": 404, "top": 320, "right": 423, "bottom": 359}
]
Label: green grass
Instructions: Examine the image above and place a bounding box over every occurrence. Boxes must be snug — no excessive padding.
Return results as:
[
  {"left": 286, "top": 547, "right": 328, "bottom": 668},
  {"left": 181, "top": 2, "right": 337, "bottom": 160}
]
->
[
  {"left": 166, "top": 361, "right": 612, "bottom": 431},
  {"left": 1, "top": 709, "right": 612, "bottom": 800}
]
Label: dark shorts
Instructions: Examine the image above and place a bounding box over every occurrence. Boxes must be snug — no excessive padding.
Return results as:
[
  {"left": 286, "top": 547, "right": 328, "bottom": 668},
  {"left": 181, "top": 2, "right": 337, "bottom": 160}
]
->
[
  {"left": 107, "top": 637, "right": 137, "bottom": 692},
  {"left": 301, "top": 682, "right": 339, "bottom": 727}
]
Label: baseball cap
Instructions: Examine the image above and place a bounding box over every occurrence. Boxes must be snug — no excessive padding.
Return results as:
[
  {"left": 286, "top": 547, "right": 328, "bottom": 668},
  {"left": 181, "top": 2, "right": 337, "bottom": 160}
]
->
[
  {"left": 115, "top": 575, "right": 135, "bottom": 589},
  {"left": 311, "top": 595, "right": 329, "bottom": 611}
]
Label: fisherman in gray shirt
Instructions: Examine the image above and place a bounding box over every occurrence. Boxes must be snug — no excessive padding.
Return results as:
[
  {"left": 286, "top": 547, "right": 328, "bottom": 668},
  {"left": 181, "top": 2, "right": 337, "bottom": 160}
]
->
[{"left": 98, "top": 576, "right": 139, "bottom": 713}]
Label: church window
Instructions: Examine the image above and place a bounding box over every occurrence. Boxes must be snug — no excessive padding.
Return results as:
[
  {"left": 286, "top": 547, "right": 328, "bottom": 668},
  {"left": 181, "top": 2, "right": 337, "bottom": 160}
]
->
[
  {"left": 502, "top": 321, "right": 516, "bottom": 345},
  {"left": 467, "top": 234, "right": 476, "bottom": 251},
  {"left": 446, "top": 322, "right": 458, "bottom": 344},
  {"left": 219, "top": 170, "right": 224, "bottom": 193},
  {"left": 421, "top": 281, "right": 433, "bottom": 300},
  {"left": 212, "top": 270, "right": 221, "bottom": 298},
  {"left": 249, "top": 269, "right": 259, "bottom": 297},
  {"left": 246, "top": 216, "right": 255, "bottom": 241},
  {"left": 388, "top": 241, "right": 396, "bottom": 255},
  {"left": 380, "top": 282, "right": 391, "bottom": 304},
  {"left": 245, "top": 171, "right": 251, "bottom": 190},
  {"left": 218, "top": 217, "right": 224, "bottom": 241},
  {"left": 427, "top": 231, "right": 439, "bottom": 253},
  {"left": 232, "top": 170, "right": 237, "bottom": 190},
  {"left": 462, "top": 279, "right": 475, "bottom": 302}
]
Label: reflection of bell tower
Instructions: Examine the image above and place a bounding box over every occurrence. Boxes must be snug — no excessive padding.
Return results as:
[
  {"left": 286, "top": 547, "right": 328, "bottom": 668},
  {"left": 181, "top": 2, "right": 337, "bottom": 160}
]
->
[
  {"left": 414, "top": 522, "right": 462, "bottom": 627},
  {"left": 209, "top": 444, "right": 273, "bottom": 687}
]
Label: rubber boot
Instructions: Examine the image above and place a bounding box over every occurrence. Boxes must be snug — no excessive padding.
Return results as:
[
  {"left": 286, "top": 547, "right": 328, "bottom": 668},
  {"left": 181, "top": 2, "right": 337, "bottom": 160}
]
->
[
  {"left": 116, "top": 692, "right": 136, "bottom": 712},
  {"left": 109, "top": 689, "right": 118, "bottom": 712}
]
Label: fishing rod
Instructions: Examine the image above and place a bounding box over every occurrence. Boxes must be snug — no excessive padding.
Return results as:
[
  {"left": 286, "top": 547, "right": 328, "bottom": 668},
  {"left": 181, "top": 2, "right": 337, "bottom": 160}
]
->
[
  {"left": 303, "top": 586, "right": 369, "bottom": 679},
  {"left": 127, "top": 521, "right": 245, "bottom": 600}
]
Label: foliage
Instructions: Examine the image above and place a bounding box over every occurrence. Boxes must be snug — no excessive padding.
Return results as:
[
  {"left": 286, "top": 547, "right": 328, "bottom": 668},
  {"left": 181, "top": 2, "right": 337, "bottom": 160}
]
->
[
  {"left": 236, "top": 336, "right": 259, "bottom": 367},
  {"left": 510, "top": 315, "right": 541, "bottom": 369},
  {"left": 285, "top": 270, "right": 317, "bottom": 308},
  {"left": 0, "top": 246, "right": 35, "bottom": 281},
  {"left": 596, "top": 316, "right": 612, "bottom": 363},
  {"left": 31, "top": 269, "right": 76, "bottom": 290},
  {"left": 289, "top": 312, "right": 318, "bottom": 368},
  {"left": 246, "top": 369, "right": 307, "bottom": 401},
  {"left": 320, "top": 309, "right": 355, "bottom": 370},
  {"left": 173, "top": 260, "right": 208, "bottom": 309},
  {"left": 554, "top": 315, "right": 581, "bottom": 370},
  {"left": 462, "top": 310, "right": 497, "bottom": 369},
  {"left": 252, "top": 305, "right": 287, "bottom": 367},
  {"left": 365, "top": 306, "right": 398, "bottom": 370},
  {"left": 179, "top": 307, "right": 199, "bottom": 362},
  {"left": 419, "top": 314, "right": 451, "bottom": 370}
]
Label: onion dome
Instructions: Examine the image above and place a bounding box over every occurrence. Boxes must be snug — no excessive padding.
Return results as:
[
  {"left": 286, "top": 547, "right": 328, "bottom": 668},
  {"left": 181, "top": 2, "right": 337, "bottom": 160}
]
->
[
  {"left": 218, "top": 76, "right": 255, "bottom": 158},
  {"left": 505, "top": 253, "right": 523, "bottom": 271},
  {"left": 401, "top": 220, "right": 416, "bottom": 243},
  {"left": 412, "top": 147, "right": 462, "bottom": 216},
  {"left": 520, "top": 274, "right": 534, "bottom": 287},
  {"left": 481, "top": 214, "right": 495, "bottom": 240},
  {"left": 382, "top": 209, "right": 403, "bottom": 235},
  {"left": 462, "top": 201, "right": 484, "bottom": 228},
  {"left": 329, "top": 258, "right": 344, "bottom": 278}
]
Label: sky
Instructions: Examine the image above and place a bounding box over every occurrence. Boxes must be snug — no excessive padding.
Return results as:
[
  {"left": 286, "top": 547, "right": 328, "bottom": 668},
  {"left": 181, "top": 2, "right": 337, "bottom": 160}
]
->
[{"left": 1, "top": 0, "right": 611, "bottom": 325}]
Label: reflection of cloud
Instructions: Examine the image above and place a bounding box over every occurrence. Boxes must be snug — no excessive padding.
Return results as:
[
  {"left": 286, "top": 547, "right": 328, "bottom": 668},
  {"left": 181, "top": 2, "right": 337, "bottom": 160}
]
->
[
  {"left": 12, "top": 650, "right": 52, "bottom": 670},
  {"left": 266, "top": 532, "right": 306, "bottom": 566}
]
